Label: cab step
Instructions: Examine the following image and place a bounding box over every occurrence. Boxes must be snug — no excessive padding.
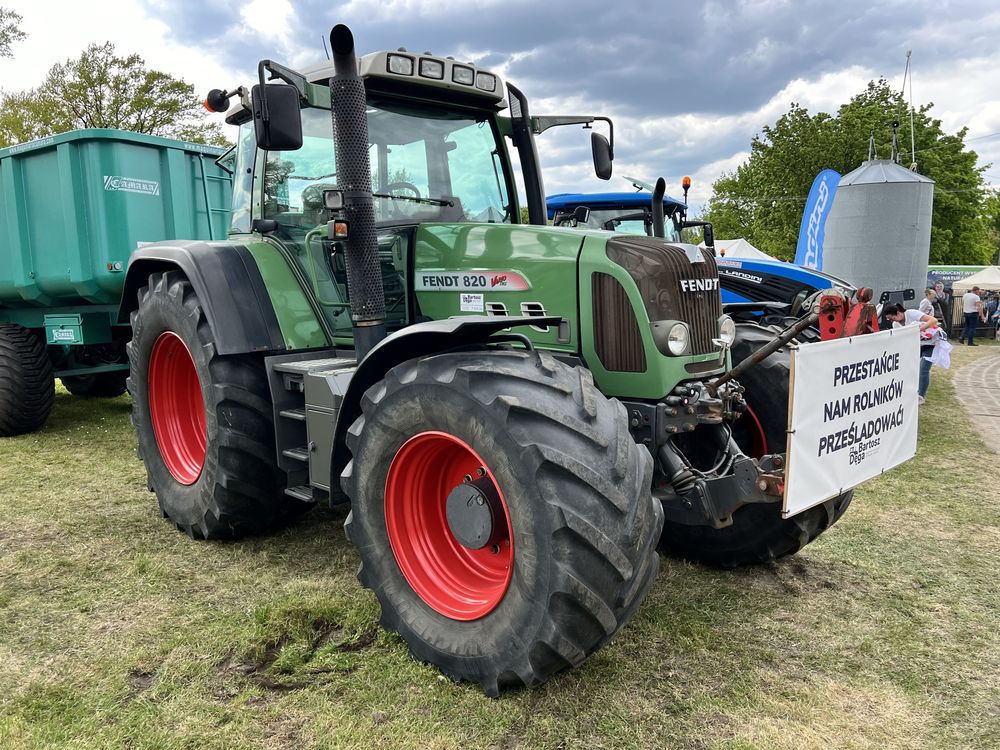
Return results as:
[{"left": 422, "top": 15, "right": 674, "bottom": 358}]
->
[
  {"left": 282, "top": 446, "right": 310, "bottom": 463},
  {"left": 285, "top": 485, "right": 315, "bottom": 503}
]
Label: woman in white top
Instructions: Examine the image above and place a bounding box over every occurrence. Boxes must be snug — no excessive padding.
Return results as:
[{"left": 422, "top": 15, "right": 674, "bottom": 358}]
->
[{"left": 885, "top": 303, "right": 937, "bottom": 405}]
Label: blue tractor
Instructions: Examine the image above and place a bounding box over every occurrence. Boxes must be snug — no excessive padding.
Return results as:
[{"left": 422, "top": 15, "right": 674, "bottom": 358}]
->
[{"left": 547, "top": 183, "right": 855, "bottom": 317}]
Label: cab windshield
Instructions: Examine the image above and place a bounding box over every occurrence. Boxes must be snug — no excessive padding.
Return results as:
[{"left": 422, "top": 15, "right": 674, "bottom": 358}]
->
[
  {"left": 579, "top": 208, "right": 681, "bottom": 242},
  {"left": 263, "top": 100, "right": 513, "bottom": 232}
]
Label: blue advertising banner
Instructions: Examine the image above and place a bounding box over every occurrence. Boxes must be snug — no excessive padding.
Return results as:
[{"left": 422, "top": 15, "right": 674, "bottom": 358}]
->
[{"left": 794, "top": 169, "right": 841, "bottom": 270}]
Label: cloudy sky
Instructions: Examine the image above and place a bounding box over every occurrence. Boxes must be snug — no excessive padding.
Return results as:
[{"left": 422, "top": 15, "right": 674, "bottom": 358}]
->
[{"left": 3, "top": 0, "right": 999, "bottom": 214}]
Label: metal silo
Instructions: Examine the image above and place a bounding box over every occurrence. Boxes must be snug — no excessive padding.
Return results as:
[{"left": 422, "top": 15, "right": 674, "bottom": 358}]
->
[{"left": 821, "top": 160, "right": 934, "bottom": 307}]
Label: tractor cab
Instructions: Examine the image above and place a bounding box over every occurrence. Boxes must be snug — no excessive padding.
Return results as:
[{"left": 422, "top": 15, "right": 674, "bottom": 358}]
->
[{"left": 212, "top": 52, "right": 612, "bottom": 343}]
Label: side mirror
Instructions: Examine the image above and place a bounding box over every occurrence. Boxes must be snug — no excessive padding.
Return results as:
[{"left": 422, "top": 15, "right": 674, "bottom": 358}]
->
[
  {"left": 572, "top": 206, "right": 591, "bottom": 226},
  {"left": 591, "top": 132, "right": 612, "bottom": 181},
  {"left": 251, "top": 84, "right": 303, "bottom": 151},
  {"left": 703, "top": 224, "right": 715, "bottom": 250}
]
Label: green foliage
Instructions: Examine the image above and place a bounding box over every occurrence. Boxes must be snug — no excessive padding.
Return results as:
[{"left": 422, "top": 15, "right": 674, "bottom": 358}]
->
[
  {"left": 0, "top": 6, "right": 25, "bottom": 58},
  {"left": 705, "top": 79, "right": 994, "bottom": 264},
  {"left": 0, "top": 42, "right": 229, "bottom": 148}
]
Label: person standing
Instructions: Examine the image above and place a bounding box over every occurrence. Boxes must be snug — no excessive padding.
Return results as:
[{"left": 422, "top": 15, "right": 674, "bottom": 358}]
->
[
  {"left": 961, "top": 285, "right": 985, "bottom": 345},
  {"left": 932, "top": 281, "right": 949, "bottom": 324},
  {"left": 885, "top": 303, "right": 938, "bottom": 405},
  {"left": 919, "top": 288, "right": 935, "bottom": 316}
]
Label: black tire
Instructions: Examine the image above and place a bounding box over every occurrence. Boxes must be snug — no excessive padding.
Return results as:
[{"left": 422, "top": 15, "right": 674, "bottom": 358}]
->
[
  {"left": 342, "top": 349, "right": 663, "bottom": 696},
  {"left": 0, "top": 322, "right": 54, "bottom": 437},
  {"left": 62, "top": 371, "right": 128, "bottom": 398},
  {"left": 127, "top": 270, "right": 309, "bottom": 539},
  {"left": 660, "top": 323, "right": 852, "bottom": 568}
]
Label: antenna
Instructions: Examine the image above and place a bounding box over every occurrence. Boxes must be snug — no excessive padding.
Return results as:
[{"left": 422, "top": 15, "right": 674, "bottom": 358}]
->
[
  {"left": 907, "top": 50, "right": 917, "bottom": 171},
  {"left": 868, "top": 130, "right": 876, "bottom": 161},
  {"left": 902, "top": 49, "right": 917, "bottom": 171},
  {"left": 322, "top": 34, "right": 331, "bottom": 60}
]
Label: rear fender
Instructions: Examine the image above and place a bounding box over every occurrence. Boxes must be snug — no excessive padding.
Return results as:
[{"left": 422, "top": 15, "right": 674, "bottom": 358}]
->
[{"left": 117, "top": 241, "right": 285, "bottom": 355}]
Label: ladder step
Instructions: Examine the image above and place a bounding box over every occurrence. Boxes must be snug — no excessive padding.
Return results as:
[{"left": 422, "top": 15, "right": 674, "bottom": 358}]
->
[
  {"left": 285, "top": 485, "right": 315, "bottom": 503},
  {"left": 279, "top": 408, "right": 306, "bottom": 422},
  {"left": 282, "top": 446, "right": 310, "bottom": 462}
]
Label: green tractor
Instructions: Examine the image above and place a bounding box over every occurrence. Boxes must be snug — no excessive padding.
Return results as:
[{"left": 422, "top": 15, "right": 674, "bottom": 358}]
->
[{"left": 120, "top": 25, "right": 850, "bottom": 694}]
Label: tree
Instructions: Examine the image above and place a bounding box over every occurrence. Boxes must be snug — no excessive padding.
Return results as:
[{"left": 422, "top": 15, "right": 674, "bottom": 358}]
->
[
  {"left": 0, "top": 42, "right": 228, "bottom": 148},
  {"left": 705, "top": 79, "right": 994, "bottom": 264},
  {"left": 0, "top": 7, "right": 25, "bottom": 58}
]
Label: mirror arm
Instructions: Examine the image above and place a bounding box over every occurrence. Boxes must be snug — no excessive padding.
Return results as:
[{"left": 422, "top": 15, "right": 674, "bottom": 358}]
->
[
  {"left": 532, "top": 115, "right": 614, "bottom": 158},
  {"left": 258, "top": 60, "right": 308, "bottom": 100}
]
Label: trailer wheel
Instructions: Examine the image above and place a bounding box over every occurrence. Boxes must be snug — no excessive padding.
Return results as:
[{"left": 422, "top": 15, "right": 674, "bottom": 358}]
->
[
  {"left": 660, "top": 323, "right": 852, "bottom": 568},
  {"left": 62, "top": 371, "right": 128, "bottom": 398},
  {"left": 0, "top": 323, "right": 54, "bottom": 437},
  {"left": 342, "top": 349, "right": 663, "bottom": 695},
  {"left": 127, "top": 271, "right": 308, "bottom": 538}
]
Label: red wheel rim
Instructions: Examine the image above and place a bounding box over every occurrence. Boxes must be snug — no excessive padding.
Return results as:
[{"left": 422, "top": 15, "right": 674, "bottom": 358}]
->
[
  {"left": 148, "top": 331, "right": 206, "bottom": 485},
  {"left": 743, "top": 404, "right": 768, "bottom": 459},
  {"left": 384, "top": 431, "right": 514, "bottom": 621}
]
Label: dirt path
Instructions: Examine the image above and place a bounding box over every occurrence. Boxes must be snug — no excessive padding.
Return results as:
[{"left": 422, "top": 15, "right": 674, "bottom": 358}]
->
[{"left": 953, "top": 349, "right": 1000, "bottom": 453}]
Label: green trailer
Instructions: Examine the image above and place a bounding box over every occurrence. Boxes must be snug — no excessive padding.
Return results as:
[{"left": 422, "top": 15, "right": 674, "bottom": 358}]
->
[{"left": 0, "top": 129, "right": 231, "bottom": 434}]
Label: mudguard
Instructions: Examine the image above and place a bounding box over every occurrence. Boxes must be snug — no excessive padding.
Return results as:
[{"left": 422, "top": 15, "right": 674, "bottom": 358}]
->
[
  {"left": 117, "top": 241, "right": 286, "bottom": 355},
  {"left": 330, "top": 315, "right": 562, "bottom": 495}
]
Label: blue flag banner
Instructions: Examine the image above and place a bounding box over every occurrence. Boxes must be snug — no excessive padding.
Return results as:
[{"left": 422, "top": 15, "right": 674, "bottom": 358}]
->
[{"left": 794, "top": 169, "right": 841, "bottom": 269}]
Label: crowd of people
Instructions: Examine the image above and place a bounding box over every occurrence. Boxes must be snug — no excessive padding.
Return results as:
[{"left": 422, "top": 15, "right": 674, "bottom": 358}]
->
[{"left": 887, "top": 279, "right": 998, "bottom": 406}]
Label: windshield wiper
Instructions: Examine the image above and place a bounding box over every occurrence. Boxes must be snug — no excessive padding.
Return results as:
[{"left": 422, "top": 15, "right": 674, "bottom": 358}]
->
[{"left": 373, "top": 193, "right": 454, "bottom": 207}]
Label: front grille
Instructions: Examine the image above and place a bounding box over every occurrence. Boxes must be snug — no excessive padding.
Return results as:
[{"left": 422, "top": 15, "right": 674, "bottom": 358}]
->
[
  {"left": 592, "top": 272, "right": 647, "bottom": 372},
  {"left": 606, "top": 237, "right": 722, "bottom": 355}
]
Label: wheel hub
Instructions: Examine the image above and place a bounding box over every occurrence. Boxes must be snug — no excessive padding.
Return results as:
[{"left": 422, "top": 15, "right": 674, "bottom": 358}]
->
[
  {"left": 384, "top": 431, "right": 514, "bottom": 621},
  {"left": 445, "top": 474, "right": 506, "bottom": 551}
]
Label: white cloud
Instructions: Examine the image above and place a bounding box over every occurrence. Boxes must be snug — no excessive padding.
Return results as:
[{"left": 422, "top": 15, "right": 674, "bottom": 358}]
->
[{"left": 0, "top": 0, "right": 245, "bottom": 96}]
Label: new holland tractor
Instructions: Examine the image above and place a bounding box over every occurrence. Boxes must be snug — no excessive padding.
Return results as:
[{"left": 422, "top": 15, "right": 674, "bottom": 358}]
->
[{"left": 119, "top": 25, "right": 852, "bottom": 694}]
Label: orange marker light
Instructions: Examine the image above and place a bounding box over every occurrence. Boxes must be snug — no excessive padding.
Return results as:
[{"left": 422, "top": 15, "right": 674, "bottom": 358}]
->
[{"left": 682, "top": 176, "right": 692, "bottom": 188}]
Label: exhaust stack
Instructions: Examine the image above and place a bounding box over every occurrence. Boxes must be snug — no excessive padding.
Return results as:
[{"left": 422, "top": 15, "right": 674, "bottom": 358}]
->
[
  {"left": 651, "top": 177, "right": 666, "bottom": 238},
  {"left": 329, "top": 24, "right": 386, "bottom": 360}
]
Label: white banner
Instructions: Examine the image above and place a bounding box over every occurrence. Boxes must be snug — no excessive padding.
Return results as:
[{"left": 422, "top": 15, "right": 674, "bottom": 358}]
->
[{"left": 784, "top": 326, "right": 920, "bottom": 517}]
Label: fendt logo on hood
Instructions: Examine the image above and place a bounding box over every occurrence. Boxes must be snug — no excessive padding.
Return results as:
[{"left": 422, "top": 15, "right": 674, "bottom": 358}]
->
[{"left": 679, "top": 278, "right": 719, "bottom": 293}]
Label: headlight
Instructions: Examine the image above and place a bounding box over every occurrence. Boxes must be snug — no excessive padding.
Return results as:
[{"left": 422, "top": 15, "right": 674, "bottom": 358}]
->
[
  {"left": 475, "top": 72, "right": 497, "bottom": 92},
  {"left": 718, "top": 315, "right": 736, "bottom": 345},
  {"left": 452, "top": 65, "right": 475, "bottom": 85},
  {"left": 418, "top": 58, "right": 444, "bottom": 79},
  {"left": 667, "top": 322, "right": 689, "bottom": 355},
  {"left": 386, "top": 54, "right": 414, "bottom": 76}
]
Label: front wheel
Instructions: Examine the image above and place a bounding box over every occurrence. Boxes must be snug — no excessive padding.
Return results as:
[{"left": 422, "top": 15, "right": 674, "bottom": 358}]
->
[
  {"left": 127, "top": 270, "right": 309, "bottom": 538},
  {"left": 342, "top": 349, "right": 663, "bottom": 695},
  {"left": 660, "top": 323, "right": 852, "bottom": 568}
]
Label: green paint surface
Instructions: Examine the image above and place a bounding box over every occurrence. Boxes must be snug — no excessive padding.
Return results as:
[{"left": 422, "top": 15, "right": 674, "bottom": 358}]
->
[
  {"left": 244, "top": 240, "right": 327, "bottom": 350},
  {"left": 577, "top": 235, "right": 726, "bottom": 399},
  {"left": 414, "top": 223, "right": 586, "bottom": 352}
]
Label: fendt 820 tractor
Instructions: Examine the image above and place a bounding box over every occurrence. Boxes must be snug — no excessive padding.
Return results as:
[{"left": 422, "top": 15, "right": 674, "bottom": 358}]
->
[{"left": 120, "top": 25, "right": 853, "bottom": 694}]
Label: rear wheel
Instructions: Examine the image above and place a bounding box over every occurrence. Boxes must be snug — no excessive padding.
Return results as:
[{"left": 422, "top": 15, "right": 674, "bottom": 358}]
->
[
  {"left": 62, "top": 371, "right": 128, "bottom": 398},
  {"left": 660, "top": 323, "right": 852, "bottom": 568},
  {"left": 0, "top": 323, "right": 54, "bottom": 436},
  {"left": 127, "top": 270, "right": 309, "bottom": 538},
  {"left": 342, "top": 349, "right": 663, "bottom": 695}
]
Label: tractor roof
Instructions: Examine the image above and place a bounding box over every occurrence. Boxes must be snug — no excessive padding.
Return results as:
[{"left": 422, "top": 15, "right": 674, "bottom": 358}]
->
[
  {"left": 300, "top": 50, "right": 507, "bottom": 108},
  {"left": 546, "top": 191, "right": 687, "bottom": 219}
]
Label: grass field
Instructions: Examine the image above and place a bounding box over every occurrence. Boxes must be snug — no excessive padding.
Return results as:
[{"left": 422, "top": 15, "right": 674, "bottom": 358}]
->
[{"left": 1, "top": 343, "right": 998, "bottom": 749}]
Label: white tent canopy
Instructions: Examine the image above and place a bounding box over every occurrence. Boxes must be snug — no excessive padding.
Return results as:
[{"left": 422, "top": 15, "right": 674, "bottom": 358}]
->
[
  {"left": 952, "top": 266, "right": 1000, "bottom": 292},
  {"left": 700, "top": 238, "right": 776, "bottom": 260}
]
